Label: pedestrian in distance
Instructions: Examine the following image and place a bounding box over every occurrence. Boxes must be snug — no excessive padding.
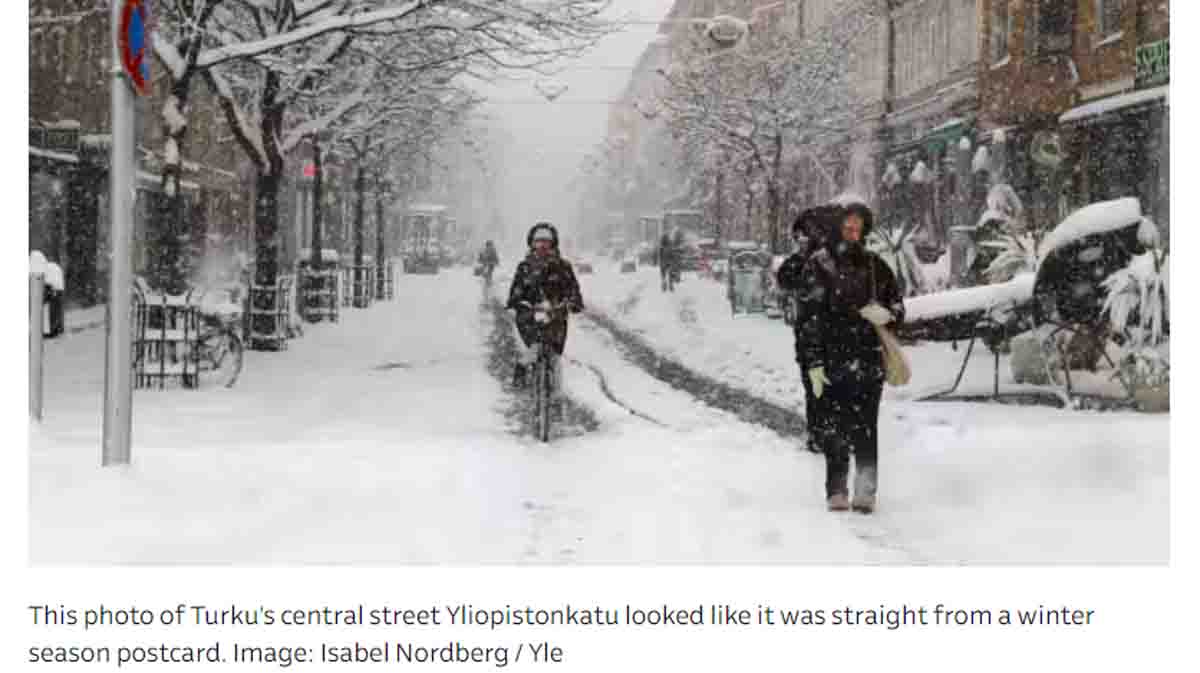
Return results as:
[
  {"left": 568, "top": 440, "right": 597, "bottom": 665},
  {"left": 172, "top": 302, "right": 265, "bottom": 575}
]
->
[
  {"left": 478, "top": 240, "right": 499, "bottom": 282},
  {"left": 776, "top": 205, "right": 843, "bottom": 454},
  {"left": 795, "top": 202, "right": 904, "bottom": 514},
  {"left": 658, "top": 232, "right": 680, "bottom": 292}
]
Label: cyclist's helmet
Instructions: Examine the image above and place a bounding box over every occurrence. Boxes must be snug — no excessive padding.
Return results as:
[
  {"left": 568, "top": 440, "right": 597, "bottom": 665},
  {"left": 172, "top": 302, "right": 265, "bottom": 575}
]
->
[{"left": 527, "top": 222, "right": 559, "bottom": 248}]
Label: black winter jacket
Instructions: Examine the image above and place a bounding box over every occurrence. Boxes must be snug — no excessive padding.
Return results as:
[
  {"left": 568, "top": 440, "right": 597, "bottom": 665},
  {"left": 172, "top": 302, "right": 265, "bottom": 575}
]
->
[
  {"left": 796, "top": 242, "right": 904, "bottom": 377},
  {"left": 506, "top": 252, "right": 584, "bottom": 313}
]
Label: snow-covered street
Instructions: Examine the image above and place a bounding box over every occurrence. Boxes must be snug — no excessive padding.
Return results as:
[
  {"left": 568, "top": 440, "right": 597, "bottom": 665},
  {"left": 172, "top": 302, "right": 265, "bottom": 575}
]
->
[{"left": 30, "top": 267, "right": 1167, "bottom": 564}]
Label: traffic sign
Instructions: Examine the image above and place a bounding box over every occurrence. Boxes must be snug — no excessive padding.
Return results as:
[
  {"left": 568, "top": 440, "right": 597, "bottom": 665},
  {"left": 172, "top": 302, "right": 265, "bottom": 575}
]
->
[{"left": 118, "top": 0, "right": 151, "bottom": 96}]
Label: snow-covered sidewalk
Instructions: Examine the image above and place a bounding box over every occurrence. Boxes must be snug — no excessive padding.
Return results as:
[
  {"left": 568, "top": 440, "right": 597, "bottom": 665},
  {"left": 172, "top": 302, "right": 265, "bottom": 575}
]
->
[{"left": 579, "top": 266, "right": 1169, "bottom": 563}]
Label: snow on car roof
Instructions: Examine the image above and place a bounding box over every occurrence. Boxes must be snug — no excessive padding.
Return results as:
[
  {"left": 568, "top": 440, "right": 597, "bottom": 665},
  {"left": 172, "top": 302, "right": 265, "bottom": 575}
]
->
[{"left": 1038, "top": 198, "right": 1141, "bottom": 260}]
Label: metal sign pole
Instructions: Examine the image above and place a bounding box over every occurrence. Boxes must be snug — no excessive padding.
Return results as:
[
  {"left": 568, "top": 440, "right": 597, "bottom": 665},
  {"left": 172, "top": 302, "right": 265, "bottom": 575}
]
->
[
  {"left": 29, "top": 273, "right": 45, "bottom": 421},
  {"left": 102, "top": 0, "right": 136, "bottom": 466}
]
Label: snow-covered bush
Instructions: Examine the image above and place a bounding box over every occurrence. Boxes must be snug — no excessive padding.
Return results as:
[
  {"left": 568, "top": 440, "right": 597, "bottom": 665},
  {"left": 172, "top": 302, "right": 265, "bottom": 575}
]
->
[
  {"left": 979, "top": 184, "right": 1038, "bottom": 283},
  {"left": 1102, "top": 244, "right": 1169, "bottom": 406},
  {"left": 867, "top": 228, "right": 928, "bottom": 297}
]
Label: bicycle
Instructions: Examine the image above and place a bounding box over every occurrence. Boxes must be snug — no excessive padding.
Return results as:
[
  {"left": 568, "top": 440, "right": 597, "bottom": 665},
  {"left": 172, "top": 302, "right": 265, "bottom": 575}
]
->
[
  {"left": 517, "top": 300, "right": 567, "bottom": 442},
  {"left": 195, "top": 307, "right": 245, "bottom": 388}
]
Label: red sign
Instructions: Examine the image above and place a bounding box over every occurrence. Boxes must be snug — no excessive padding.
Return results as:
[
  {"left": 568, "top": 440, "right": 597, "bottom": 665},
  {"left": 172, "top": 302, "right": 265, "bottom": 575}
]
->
[
  {"left": 303, "top": 162, "right": 317, "bottom": 178},
  {"left": 118, "top": 0, "right": 151, "bottom": 96}
]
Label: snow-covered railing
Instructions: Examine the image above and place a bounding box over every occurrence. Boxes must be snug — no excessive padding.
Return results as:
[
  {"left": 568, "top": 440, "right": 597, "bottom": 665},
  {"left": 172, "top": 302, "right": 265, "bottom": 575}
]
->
[{"left": 904, "top": 273, "right": 1036, "bottom": 323}]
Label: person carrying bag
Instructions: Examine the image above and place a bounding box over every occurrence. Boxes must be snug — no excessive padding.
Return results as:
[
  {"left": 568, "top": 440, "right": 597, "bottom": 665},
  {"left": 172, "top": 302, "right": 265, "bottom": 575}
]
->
[{"left": 796, "top": 202, "right": 905, "bottom": 514}]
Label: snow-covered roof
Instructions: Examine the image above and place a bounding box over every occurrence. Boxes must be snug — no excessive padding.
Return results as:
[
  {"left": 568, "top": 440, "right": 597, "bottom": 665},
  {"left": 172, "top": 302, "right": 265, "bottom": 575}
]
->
[
  {"left": 1039, "top": 198, "right": 1142, "bottom": 259},
  {"left": 1060, "top": 85, "right": 1168, "bottom": 124},
  {"left": 904, "top": 273, "right": 1036, "bottom": 322}
]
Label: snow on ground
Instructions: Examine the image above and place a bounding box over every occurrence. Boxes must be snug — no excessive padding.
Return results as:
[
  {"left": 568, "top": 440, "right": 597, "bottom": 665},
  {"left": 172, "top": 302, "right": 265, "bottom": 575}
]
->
[
  {"left": 581, "top": 265, "right": 1168, "bottom": 563},
  {"left": 29, "top": 266, "right": 1168, "bottom": 564},
  {"left": 31, "top": 269, "right": 884, "bottom": 565}
]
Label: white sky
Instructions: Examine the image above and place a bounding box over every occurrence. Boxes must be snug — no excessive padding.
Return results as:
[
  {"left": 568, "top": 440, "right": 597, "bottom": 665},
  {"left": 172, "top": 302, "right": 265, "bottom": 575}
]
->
[{"left": 476, "top": 0, "right": 676, "bottom": 252}]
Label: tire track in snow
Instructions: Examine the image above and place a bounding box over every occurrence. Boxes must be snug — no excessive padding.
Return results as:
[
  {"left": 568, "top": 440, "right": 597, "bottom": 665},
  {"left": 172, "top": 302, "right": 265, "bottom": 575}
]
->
[
  {"left": 565, "top": 358, "right": 670, "bottom": 428},
  {"left": 580, "top": 309, "right": 807, "bottom": 440}
]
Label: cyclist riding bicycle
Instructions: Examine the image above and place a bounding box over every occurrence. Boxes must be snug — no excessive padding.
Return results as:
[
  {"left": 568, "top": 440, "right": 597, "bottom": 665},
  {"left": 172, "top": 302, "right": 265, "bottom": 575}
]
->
[
  {"left": 478, "top": 240, "right": 499, "bottom": 281},
  {"left": 506, "top": 222, "right": 584, "bottom": 388}
]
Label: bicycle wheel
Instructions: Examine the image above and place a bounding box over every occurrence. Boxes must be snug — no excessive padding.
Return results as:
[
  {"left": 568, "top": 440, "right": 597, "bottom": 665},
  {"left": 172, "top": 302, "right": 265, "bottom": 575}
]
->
[
  {"left": 533, "top": 356, "right": 551, "bottom": 443},
  {"left": 197, "top": 329, "right": 244, "bottom": 388}
]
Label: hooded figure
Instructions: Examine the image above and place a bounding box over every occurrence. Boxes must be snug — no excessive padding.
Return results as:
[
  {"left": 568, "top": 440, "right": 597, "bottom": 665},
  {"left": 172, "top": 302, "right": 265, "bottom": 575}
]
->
[
  {"left": 775, "top": 205, "right": 845, "bottom": 453},
  {"left": 479, "top": 240, "right": 499, "bottom": 266},
  {"left": 796, "top": 201, "right": 904, "bottom": 513},
  {"left": 505, "top": 223, "right": 584, "bottom": 387}
]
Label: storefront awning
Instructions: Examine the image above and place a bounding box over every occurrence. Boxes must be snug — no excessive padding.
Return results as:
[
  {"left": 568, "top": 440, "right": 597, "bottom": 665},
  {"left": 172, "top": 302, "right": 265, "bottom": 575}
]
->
[{"left": 1060, "top": 85, "right": 1169, "bottom": 125}]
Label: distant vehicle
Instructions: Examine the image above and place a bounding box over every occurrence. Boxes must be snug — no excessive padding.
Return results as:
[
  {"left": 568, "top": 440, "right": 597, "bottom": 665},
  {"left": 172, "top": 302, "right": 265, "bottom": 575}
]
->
[{"left": 401, "top": 204, "right": 449, "bottom": 274}]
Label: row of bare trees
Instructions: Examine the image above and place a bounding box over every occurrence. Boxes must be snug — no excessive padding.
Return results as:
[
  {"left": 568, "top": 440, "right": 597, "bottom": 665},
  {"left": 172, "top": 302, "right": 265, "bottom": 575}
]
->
[{"left": 148, "top": 0, "right": 615, "bottom": 293}]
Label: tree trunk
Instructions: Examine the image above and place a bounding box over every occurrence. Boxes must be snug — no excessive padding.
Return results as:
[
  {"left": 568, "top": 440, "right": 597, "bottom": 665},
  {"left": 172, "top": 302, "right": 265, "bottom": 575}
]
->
[
  {"left": 309, "top": 139, "right": 324, "bottom": 268},
  {"left": 253, "top": 171, "right": 281, "bottom": 289},
  {"left": 767, "top": 184, "right": 781, "bottom": 255},
  {"left": 152, "top": 78, "right": 194, "bottom": 295},
  {"left": 353, "top": 160, "right": 366, "bottom": 306},
  {"left": 714, "top": 169, "right": 725, "bottom": 243},
  {"left": 375, "top": 182, "right": 386, "bottom": 299}
]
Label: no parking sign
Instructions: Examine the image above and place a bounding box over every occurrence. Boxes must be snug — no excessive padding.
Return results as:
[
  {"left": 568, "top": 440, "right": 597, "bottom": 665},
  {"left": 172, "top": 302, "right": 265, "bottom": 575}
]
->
[{"left": 118, "top": 0, "right": 152, "bottom": 96}]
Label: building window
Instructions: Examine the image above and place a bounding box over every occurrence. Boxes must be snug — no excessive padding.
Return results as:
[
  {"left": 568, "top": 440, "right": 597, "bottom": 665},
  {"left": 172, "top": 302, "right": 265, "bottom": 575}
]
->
[
  {"left": 1028, "top": 0, "right": 1073, "bottom": 56},
  {"left": 990, "top": 1, "right": 1010, "bottom": 64},
  {"left": 1097, "top": 0, "right": 1123, "bottom": 38}
]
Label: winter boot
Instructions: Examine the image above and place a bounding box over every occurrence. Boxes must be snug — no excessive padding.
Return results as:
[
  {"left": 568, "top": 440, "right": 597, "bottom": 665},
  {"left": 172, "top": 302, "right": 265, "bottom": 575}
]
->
[
  {"left": 852, "top": 467, "right": 877, "bottom": 514},
  {"left": 512, "top": 363, "right": 527, "bottom": 388},
  {"left": 826, "top": 493, "right": 850, "bottom": 511}
]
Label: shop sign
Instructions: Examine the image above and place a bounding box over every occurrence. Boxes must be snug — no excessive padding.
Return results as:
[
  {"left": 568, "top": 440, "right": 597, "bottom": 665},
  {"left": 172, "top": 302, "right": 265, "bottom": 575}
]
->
[{"left": 1136, "top": 39, "right": 1169, "bottom": 89}]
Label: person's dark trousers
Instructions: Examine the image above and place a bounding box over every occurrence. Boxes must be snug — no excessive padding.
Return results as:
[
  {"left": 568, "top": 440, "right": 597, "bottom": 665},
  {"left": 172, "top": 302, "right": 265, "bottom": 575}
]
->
[{"left": 818, "top": 375, "right": 883, "bottom": 499}]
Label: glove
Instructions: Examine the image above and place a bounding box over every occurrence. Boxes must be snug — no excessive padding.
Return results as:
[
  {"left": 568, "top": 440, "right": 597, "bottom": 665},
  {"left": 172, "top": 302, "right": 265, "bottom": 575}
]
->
[
  {"left": 859, "top": 303, "right": 893, "bottom": 326},
  {"left": 808, "top": 366, "right": 830, "bottom": 400}
]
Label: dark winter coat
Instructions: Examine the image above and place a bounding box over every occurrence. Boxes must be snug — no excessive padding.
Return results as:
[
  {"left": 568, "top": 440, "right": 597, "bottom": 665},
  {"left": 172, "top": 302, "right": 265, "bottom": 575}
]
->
[
  {"left": 796, "top": 206, "right": 904, "bottom": 382},
  {"left": 658, "top": 235, "right": 678, "bottom": 269},
  {"left": 777, "top": 205, "right": 847, "bottom": 366},
  {"left": 506, "top": 251, "right": 584, "bottom": 354},
  {"left": 479, "top": 244, "right": 499, "bottom": 266}
]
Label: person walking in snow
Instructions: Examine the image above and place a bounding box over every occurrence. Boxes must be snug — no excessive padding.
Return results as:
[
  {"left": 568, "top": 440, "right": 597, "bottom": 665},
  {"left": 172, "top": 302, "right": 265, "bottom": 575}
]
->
[
  {"left": 776, "top": 205, "right": 843, "bottom": 454},
  {"left": 795, "top": 202, "right": 904, "bottom": 513},
  {"left": 506, "top": 223, "right": 584, "bottom": 388},
  {"left": 658, "top": 231, "right": 680, "bottom": 292},
  {"left": 478, "top": 240, "right": 499, "bottom": 282}
]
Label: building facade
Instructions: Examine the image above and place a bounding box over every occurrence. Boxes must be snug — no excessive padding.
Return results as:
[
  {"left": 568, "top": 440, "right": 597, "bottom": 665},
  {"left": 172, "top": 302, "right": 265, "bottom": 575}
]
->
[
  {"left": 30, "top": 0, "right": 250, "bottom": 306},
  {"left": 978, "top": 0, "right": 1169, "bottom": 236}
]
